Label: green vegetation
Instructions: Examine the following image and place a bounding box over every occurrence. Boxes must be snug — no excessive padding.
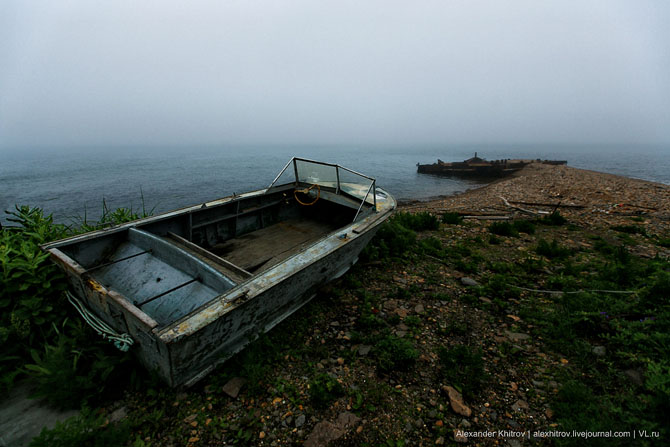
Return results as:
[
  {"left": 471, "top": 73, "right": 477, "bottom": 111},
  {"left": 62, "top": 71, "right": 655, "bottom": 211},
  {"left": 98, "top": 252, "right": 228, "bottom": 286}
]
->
[
  {"left": 441, "top": 212, "right": 463, "bottom": 225},
  {"left": 391, "top": 211, "right": 440, "bottom": 232},
  {"left": 1, "top": 205, "right": 147, "bottom": 407},
  {"left": 539, "top": 210, "right": 567, "bottom": 226},
  {"left": 535, "top": 238, "right": 572, "bottom": 259},
  {"left": 309, "top": 373, "right": 344, "bottom": 408},
  {"left": 611, "top": 224, "right": 647, "bottom": 236},
  {"left": 3, "top": 200, "right": 669, "bottom": 446},
  {"left": 29, "top": 408, "right": 131, "bottom": 447},
  {"left": 373, "top": 335, "right": 419, "bottom": 373},
  {"left": 437, "top": 344, "right": 487, "bottom": 399},
  {"left": 488, "top": 221, "right": 519, "bottom": 237},
  {"left": 512, "top": 219, "right": 536, "bottom": 235}
]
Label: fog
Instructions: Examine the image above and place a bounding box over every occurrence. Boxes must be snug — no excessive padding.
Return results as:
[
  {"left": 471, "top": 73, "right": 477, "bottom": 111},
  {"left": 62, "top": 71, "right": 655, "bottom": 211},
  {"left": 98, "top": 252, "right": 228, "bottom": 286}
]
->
[{"left": 1, "top": 1, "right": 669, "bottom": 152}]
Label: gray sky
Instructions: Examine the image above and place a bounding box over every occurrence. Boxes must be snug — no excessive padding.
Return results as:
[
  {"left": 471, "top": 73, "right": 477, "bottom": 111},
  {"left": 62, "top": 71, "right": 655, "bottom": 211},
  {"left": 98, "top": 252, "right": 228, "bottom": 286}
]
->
[{"left": 1, "top": 0, "right": 669, "bottom": 150}]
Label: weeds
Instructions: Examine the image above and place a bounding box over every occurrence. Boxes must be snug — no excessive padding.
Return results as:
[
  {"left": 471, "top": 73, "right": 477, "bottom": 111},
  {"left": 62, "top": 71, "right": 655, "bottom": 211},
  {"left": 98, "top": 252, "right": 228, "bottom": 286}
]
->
[
  {"left": 441, "top": 212, "right": 463, "bottom": 225},
  {"left": 392, "top": 211, "right": 440, "bottom": 232},
  {"left": 539, "top": 211, "right": 567, "bottom": 226},
  {"left": 29, "top": 408, "right": 131, "bottom": 447},
  {"left": 437, "top": 344, "right": 487, "bottom": 399},
  {"left": 536, "top": 239, "right": 572, "bottom": 259},
  {"left": 488, "top": 221, "right": 519, "bottom": 237},
  {"left": 309, "top": 373, "right": 344, "bottom": 408},
  {"left": 374, "top": 335, "right": 418, "bottom": 373},
  {"left": 611, "top": 224, "right": 647, "bottom": 236},
  {"left": 512, "top": 219, "right": 536, "bottom": 235},
  {"left": 1, "top": 204, "right": 148, "bottom": 401}
]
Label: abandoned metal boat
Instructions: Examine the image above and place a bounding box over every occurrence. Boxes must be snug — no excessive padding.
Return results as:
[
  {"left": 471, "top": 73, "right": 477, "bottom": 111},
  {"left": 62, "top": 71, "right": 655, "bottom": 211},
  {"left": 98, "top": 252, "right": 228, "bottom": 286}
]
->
[{"left": 43, "top": 158, "right": 395, "bottom": 387}]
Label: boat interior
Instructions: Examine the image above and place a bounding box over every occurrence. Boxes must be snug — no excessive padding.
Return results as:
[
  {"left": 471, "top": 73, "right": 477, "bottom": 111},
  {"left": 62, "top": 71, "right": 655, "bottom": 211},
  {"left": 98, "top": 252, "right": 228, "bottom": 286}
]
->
[{"left": 57, "top": 183, "right": 370, "bottom": 327}]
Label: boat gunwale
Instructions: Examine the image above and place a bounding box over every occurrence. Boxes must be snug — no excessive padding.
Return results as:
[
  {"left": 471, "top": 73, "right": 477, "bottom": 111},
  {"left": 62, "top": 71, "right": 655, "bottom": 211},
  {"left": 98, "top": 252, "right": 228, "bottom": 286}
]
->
[
  {"left": 157, "top": 187, "right": 395, "bottom": 341},
  {"left": 42, "top": 183, "right": 395, "bottom": 337}
]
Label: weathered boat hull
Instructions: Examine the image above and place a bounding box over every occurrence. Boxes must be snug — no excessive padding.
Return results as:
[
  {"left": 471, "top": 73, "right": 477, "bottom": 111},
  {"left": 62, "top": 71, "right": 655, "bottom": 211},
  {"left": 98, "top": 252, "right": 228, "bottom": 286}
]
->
[{"left": 44, "top": 158, "right": 395, "bottom": 386}]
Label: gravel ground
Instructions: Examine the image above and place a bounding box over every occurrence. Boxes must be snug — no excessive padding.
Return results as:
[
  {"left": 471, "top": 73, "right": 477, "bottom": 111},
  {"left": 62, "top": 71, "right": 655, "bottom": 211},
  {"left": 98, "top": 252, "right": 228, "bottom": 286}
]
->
[{"left": 402, "top": 163, "right": 670, "bottom": 234}]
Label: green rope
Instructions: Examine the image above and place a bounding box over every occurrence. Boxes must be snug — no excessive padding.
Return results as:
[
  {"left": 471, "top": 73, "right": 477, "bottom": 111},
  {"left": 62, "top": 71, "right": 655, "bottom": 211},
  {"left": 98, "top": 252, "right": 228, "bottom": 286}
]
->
[{"left": 66, "top": 291, "right": 134, "bottom": 352}]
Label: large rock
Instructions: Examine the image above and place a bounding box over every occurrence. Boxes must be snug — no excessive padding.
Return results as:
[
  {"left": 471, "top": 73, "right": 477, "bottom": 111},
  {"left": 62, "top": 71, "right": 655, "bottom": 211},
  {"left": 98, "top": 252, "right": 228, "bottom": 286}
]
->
[
  {"left": 443, "top": 386, "right": 472, "bottom": 417},
  {"left": 504, "top": 331, "right": 531, "bottom": 342},
  {"left": 222, "top": 377, "right": 247, "bottom": 399},
  {"left": 304, "top": 412, "right": 361, "bottom": 447}
]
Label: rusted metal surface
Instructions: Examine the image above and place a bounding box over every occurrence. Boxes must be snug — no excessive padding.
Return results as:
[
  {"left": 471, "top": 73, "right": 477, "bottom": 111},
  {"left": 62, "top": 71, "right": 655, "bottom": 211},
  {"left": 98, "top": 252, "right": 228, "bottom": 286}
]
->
[
  {"left": 417, "top": 153, "right": 567, "bottom": 177},
  {"left": 42, "top": 159, "right": 395, "bottom": 386}
]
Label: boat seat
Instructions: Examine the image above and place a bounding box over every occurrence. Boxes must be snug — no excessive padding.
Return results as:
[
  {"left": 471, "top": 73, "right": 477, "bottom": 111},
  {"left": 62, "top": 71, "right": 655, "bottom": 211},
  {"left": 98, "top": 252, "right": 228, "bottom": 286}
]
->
[{"left": 165, "top": 232, "right": 252, "bottom": 284}]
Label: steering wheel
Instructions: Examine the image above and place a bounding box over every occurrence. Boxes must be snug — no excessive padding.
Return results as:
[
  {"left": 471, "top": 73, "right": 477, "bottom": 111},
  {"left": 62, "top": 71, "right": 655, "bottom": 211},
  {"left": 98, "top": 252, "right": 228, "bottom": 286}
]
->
[{"left": 294, "top": 184, "right": 321, "bottom": 206}]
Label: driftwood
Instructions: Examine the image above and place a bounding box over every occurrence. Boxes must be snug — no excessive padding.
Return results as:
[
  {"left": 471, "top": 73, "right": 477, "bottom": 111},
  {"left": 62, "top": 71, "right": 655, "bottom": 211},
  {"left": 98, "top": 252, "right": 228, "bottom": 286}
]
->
[
  {"left": 462, "top": 215, "right": 512, "bottom": 220},
  {"left": 499, "top": 197, "right": 550, "bottom": 216},
  {"left": 508, "top": 200, "right": 585, "bottom": 209},
  {"left": 510, "top": 285, "right": 637, "bottom": 295}
]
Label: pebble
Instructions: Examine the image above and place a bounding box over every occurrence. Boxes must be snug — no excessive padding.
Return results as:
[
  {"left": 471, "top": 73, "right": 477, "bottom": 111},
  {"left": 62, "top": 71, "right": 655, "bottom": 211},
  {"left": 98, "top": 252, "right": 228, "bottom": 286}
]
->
[
  {"left": 295, "top": 414, "right": 306, "bottom": 428},
  {"left": 461, "top": 277, "right": 479, "bottom": 286},
  {"left": 511, "top": 399, "right": 529, "bottom": 412},
  {"left": 592, "top": 346, "right": 606, "bottom": 356}
]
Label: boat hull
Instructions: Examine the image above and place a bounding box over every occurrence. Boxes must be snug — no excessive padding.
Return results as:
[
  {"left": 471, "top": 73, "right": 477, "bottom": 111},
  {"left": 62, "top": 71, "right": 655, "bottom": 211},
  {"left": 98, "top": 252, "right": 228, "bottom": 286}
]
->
[{"left": 44, "top": 163, "right": 395, "bottom": 386}]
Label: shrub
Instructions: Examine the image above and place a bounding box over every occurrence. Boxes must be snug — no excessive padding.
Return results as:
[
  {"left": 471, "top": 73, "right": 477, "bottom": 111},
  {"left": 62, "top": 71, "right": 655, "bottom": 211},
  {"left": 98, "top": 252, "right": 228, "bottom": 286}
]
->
[
  {"left": 488, "top": 221, "right": 518, "bottom": 237},
  {"left": 536, "top": 239, "right": 572, "bottom": 259},
  {"left": 512, "top": 219, "right": 536, "bottom": 235},
  {"left": 611, "top": 224, "right": 647, "bottom": 236},
  {"left": 392, "top": 211, "right": 440, "bottom": 232},
  {"left": 309, "top": 373, "right": 344, "bottom": 408},
  {"left": 1, "top": 207, "right": 71, "bottom": 389},
  {"left": 23, "top": 317, "right": 134, "bottom": 409},
  {"left": 418, "top": 236, "right": 445, "bottom": 257},
  {"left": 362, "top": 221, "right": 416, "bottom": 261},
  {"left": 29, "top": 408, "right": 131, "bottom": 447},
  {"left": 441, "top": 212, "right": 463, "bottom": 225},
  {"left": 438, "top": 344, "right": 487, "bottom": 399},
  {"left": 374, "top": 335, "right": 418, "bottom": 373},
  {"left": 540, "top": 211, "right": 567, "bottom": 226}
]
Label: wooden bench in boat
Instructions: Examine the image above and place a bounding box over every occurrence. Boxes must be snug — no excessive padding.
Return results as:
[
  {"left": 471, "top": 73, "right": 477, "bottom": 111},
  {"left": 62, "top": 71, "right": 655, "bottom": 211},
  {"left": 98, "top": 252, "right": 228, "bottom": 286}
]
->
[{"left": 165, "top": 232, "right": 251, "bottom": 284}]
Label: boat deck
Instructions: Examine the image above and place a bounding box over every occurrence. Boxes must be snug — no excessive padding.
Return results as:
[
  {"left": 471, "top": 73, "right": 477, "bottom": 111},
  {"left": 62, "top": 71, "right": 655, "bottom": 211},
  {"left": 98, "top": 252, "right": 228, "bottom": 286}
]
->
[{"left": 210, "top": 218, "right": 340, "bottom": 273}]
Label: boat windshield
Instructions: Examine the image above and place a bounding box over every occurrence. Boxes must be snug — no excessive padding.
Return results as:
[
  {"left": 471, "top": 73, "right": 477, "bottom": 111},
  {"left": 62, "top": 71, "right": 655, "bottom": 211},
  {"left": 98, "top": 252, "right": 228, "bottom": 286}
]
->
[{"left": 267, "top": 158, "right": 377, "bottom": 217}]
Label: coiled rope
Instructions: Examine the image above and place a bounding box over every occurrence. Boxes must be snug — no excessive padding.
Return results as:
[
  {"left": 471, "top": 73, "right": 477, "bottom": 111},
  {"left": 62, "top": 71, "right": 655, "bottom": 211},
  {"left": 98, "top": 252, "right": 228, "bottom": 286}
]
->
[{"left": 66, "top": 291, "right": 134, "bottom": 352}]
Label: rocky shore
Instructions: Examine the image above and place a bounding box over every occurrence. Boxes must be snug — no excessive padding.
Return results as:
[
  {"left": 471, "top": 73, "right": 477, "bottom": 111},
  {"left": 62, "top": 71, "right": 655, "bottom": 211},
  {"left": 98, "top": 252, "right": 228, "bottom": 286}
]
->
[
  {"left": 18, "top": 164, "right": 670, "bottom": 446},
  {"left": 403, "top": 163, "right": 670, "bottom": 231}
]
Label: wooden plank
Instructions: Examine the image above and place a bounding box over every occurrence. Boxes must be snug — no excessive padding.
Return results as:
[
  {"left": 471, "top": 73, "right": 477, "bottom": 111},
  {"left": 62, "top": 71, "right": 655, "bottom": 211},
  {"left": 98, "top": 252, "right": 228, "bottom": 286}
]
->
[
  {"left": 166, "top": 232, "right": 251, "bottom": 283},
  {"left": 210, "top": 219, "right": 336, "bottom": 272}
]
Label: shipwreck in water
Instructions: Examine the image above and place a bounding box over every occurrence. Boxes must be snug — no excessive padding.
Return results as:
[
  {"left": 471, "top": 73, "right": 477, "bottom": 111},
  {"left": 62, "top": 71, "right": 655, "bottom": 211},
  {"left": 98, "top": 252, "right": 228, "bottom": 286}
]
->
[{"left": 417, "top": 153, "right": 567, "bottom": 178}]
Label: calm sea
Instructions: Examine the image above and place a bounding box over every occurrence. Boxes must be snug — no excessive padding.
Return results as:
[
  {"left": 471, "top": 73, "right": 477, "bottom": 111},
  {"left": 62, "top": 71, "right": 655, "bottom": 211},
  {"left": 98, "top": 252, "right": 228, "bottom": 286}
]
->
[{"left": 1, "top": 144, "right": 668, "bottom": 225}]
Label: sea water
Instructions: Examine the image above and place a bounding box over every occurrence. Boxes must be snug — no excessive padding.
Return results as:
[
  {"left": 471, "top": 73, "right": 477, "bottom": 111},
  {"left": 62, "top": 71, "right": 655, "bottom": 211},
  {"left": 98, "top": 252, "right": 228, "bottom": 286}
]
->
[{"left": 1, "top": 144, "right": 668, "bottom": 225}]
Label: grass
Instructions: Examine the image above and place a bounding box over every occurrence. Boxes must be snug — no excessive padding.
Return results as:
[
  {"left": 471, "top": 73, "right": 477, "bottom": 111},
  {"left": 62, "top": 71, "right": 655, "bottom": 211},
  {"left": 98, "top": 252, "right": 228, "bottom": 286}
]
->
[
  {"left": 488, "top": 221, "right": 519, "bottom": 237},
  {"left": 4, "top": 202, "right": 670, "bottom": 446},
  {"left": 437, "top": 344, "right": 488, "bottom": 399},
  {"left": 374, "top": 335, "right": 419, "bottom": 373}
]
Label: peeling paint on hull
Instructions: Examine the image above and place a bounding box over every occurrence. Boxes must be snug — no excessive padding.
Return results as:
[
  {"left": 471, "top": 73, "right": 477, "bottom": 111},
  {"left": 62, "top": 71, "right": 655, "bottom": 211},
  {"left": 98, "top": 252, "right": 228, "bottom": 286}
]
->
[{"left": 43, "top": 159, "right": 395, "bottom": 386}]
